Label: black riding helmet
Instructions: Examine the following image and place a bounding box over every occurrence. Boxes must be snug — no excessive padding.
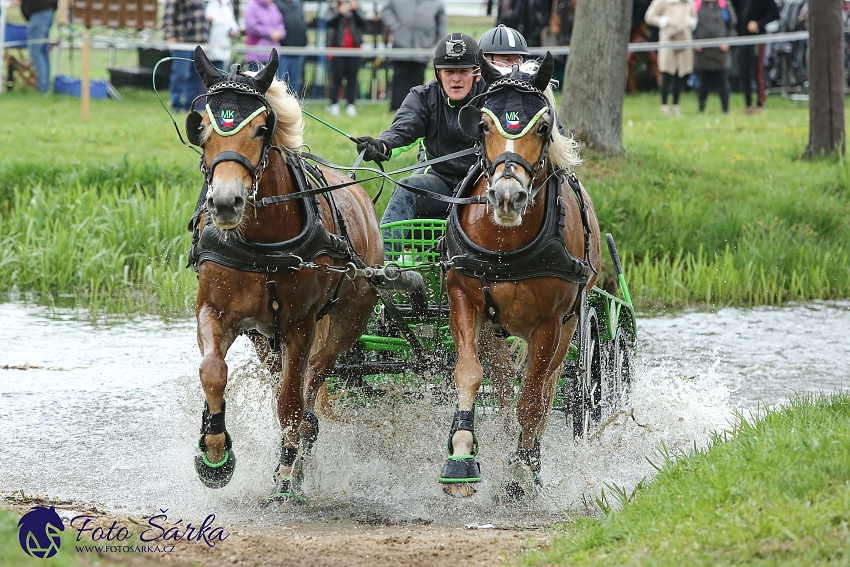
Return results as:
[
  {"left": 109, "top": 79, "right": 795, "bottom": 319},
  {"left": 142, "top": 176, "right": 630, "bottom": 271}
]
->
[
  {"left": 433, "top": 32, "right": 481, "bottom": 69},
  {"left": 478, "top": 24, "right": 530, "bottom": 57}
]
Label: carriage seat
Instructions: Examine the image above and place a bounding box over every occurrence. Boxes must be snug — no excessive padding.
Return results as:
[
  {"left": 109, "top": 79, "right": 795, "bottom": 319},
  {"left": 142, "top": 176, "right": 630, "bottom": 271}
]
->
[{"left": 3, "top": 23, "right": 38, "bottom": 91}]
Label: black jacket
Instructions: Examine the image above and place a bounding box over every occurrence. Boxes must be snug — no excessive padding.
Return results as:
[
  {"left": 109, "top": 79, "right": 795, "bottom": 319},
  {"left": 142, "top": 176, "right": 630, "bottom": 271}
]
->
[
  {"left": 326, "top": 6, "right": 366, "bottom": 47},
  {"left": 693, "top": 2, "right": 737, "bottom": 71},
  {"left": 377, "top": 78, "right": 487, "bottom": 182},
  {"left": 274, "top": 0, "right": 308, "bottom": 46},
  {"left": 22, "top": 0, "right": 57, "bottom": 20},
  {"left": 731, "top": 0, "right": 779, "bottom": 35}
]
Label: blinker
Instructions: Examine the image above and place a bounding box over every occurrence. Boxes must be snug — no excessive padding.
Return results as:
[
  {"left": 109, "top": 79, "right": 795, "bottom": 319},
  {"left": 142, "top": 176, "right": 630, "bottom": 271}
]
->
[{"left": 186, "top": 111, "right": 205, "bottom": 146}]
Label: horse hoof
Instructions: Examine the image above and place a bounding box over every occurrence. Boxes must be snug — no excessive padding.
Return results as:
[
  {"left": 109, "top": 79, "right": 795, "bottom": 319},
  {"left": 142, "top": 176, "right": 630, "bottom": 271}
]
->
[
  {"left": 439, "top": 456, "right": 482, "bottom": 494},
  {"left": 268, "top": 476, "right": 306, "bottom": 504},
  {"left": 442, "top": 483, "right": 477, "bottom": 497},
  {"left": 194, "top": 449, "right": 236, "bottom": 489}
]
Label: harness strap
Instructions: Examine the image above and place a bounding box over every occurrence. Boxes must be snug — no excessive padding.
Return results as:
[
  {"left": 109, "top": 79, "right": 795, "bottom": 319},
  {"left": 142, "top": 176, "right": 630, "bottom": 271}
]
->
[
  {"left": 253, "top": 148, "right": 487, "bottom": 208},
  {"left": 478, "top": 274, "right": 509, "bottom": 338},
  {"left": 315, "top": 273, "right": 345, "bottom": 322},
  {"left": 267, "top": 276, "right": 283, "bottom": 352}
]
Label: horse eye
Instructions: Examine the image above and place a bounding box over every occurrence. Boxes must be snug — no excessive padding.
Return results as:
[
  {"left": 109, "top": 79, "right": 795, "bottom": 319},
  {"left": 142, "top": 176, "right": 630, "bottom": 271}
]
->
[
  {"left": 536, "top": 122, "right": 548, "bottom": 136},
  {"left": 481, "top": 121, "right": 490, "bottom": 135},
  {"left": 255, "top": 125, "right": 268, "bottom": 138}
]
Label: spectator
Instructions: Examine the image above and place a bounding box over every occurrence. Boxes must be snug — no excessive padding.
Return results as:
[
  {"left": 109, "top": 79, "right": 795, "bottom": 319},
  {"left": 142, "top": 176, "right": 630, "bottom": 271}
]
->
[
  {"left": 243, "top": 0, "right": 285, "bottom": 68},
  {"left": 163, "top": 0, "right": 210, "bottom": 111},
  {"left": 645, "top": 0, "right": 697, "bottom": 116},
  {"left": 353, "top": 33, "right": 485, "bottom": 251},
  {"left": 731, "top": 0, "right": 779, "bottom": 113},
  {"left": 326, "top": 0, "right": 366, "bottom": 116},
  {"left": 273, "top": 0, "right": 308, "bottom": 94},
  {"left": 205, "top": 0, "right": 239, "bottom": 70},
  {"left": 17, "top": 0, "right": 58, "bottom": 93},
  {"left": 693, "top": 0, "right": 737, "bottom": 113},
  {"left": 381, "top": 0, "right": 446, "bottom": 112}
]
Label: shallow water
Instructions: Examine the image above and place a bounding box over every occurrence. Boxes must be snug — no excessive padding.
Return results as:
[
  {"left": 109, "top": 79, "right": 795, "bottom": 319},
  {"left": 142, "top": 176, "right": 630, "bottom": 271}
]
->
[{"left": 1, "top": 301, "right": 848, "bottom": 527}]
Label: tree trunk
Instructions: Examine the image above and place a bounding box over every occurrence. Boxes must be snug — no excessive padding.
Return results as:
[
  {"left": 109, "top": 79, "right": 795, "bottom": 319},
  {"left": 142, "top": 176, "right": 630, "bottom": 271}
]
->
[
  {"left": 559, "top": 0, "right": 633, "bottom": 155},
  {"left": 808, "top": 0, "right": 846, "bottom": 157}
]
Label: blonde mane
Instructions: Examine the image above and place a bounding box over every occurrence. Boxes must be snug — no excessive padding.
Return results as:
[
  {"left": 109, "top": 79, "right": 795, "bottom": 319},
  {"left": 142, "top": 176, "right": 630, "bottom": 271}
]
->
[
  {"left": 200, "top": 71, "right": 304, "bottom": 152},
  {"left": 493, "top": 60, "right": 582, "bottom": 172}
]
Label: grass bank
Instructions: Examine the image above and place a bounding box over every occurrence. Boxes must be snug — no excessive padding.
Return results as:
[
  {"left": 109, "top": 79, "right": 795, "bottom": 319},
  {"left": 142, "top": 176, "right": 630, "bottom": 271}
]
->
[
  {"left": 1, "top": 89, "right": 848, "bottom": 314},
  {"left": 522, "top": 392, "right": 850, "bottom": 566}
]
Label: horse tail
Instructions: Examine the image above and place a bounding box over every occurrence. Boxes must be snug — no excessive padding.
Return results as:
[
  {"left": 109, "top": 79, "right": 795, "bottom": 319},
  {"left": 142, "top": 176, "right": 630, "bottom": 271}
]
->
[{"left": 310, "top": 316, "right": 335, "bottom": 418}]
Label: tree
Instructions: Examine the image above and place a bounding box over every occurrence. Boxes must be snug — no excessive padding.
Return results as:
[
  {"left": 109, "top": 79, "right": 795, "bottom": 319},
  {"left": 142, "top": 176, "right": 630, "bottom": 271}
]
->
[
  {"left": 559, "top": 0, "right": 633, "bottom": 155},
  {"left": 807, "top": 0, "right": 845, "bottom": 157}
]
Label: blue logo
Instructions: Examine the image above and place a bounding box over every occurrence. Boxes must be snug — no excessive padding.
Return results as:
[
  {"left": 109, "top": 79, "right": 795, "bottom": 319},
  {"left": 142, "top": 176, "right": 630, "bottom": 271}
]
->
[{"left": 17, "top": 506, "right": 65, "bottom": 559}]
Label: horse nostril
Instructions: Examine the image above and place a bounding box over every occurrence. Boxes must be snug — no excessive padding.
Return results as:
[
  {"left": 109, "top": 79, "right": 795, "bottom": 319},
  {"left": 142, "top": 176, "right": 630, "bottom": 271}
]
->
[
  {"left": 514, "top": 190, "right": 529, "bottom": 208},
  {"left": 206, "top": 196, "right": 215, "bottom": 210},
  {"left": 233, "top": 195, "right": 244, "bottom": 209}
]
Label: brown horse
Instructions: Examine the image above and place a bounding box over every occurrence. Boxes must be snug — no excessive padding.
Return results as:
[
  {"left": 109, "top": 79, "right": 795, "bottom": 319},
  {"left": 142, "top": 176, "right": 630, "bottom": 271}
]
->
[
  {"left": 441, "top": 54, "right": 601, "bottom": 499},
  {"left": 185, "top": 47, "right": 382, "bottom": 499}
]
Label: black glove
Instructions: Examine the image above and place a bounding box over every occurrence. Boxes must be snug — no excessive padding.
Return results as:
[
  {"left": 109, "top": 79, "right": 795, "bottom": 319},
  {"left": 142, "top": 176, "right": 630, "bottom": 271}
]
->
[{"left": 354, "top": 136, "right": 389, "bottom": 163}]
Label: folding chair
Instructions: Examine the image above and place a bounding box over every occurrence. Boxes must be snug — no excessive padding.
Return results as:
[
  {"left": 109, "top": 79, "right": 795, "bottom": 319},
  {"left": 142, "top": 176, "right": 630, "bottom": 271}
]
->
[{"left": 4, "top": 23, "right": 38, "bottom": 90}]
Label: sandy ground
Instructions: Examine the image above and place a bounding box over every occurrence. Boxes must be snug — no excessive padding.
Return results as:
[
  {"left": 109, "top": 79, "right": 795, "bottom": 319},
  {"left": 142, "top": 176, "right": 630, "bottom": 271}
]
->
[{"left": 5, "top": 496, "right": 553, "bottom": 567}]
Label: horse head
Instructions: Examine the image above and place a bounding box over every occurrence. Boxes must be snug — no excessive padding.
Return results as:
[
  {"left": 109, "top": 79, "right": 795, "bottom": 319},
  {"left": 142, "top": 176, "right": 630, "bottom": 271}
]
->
[
  {"left": 186, "top": 46, "right": 281, "bottom": 231},
  {"left": 459, "top": 53, "right": 558, "bottom": 227}
]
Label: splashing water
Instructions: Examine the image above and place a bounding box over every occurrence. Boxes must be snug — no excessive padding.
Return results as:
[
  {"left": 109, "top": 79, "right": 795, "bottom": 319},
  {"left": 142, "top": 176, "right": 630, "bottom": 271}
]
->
[{"left": 1, "top": 301, "right": 847, "bottom": 526}]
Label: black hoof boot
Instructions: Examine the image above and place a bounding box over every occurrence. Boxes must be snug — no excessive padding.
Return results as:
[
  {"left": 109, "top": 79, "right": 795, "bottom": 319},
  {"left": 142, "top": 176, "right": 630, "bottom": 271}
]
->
[
  {"left": 501, "top": 437, "right": 542, "bottom": 502},
  {"left": 194, "top": 401, "right": 235, "bottom": 489},
  {"left": 439, "top": 409, "right": 481, "bottom": 494},
  {"left": 267, "top": 445, "right": 306, "bottom": 503},
  {"left": 194, "top": 445, "right": 236, "bottom": 489}
]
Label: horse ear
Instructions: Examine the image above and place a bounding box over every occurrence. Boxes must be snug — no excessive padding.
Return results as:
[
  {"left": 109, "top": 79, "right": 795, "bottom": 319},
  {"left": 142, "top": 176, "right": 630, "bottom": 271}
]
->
[
  {"left": 480, "top": 56, "right": 503, "bottom": 86},
  {"left": 253, "top": 50, "right": 279, "bottom": 93},
  {"left": 532, "top": 52, "right": 555, "bottom": 92},
  {"left": 193, "top": 46, "right": 223, "bottom": 88},
  {"left": 458, "top": 105, "right": 483, "bottom": 139},
  {"left": 185, "top": 111, "right": 205, "bottom": 146}
]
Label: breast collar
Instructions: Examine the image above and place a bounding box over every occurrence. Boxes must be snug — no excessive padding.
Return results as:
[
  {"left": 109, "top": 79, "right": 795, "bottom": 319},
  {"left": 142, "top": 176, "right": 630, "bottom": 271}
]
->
[
  {"left": 190, "top": 153, "right": 352, "bottom": 274},
  {"left": 445, "top": 162, "right": 591, "bottom": 284}
]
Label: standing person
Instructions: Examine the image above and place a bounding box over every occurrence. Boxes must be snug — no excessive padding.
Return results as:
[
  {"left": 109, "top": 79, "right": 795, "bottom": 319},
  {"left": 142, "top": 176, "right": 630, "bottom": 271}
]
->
[
  {"left": 731, "top": 0, "right": 779, "bottom": 113},
  {"left": 273, "top": 0, "right": 308, "bottom": 94},
  {"left": 243, "top": 0, "right": 285, "bottom": 69},
  {"left": 163, "top": 0, "right": 210, "bottom": 111},
  {"left": 326, "top": 0, "right": 366, "bottom": 116},
  {"left": 353, "top": 33, "right": 485, "bottom": 250},
  {"left": 205, "top": 0, "right": 239, "bottom": 70},
  {"left": 381, "top": 0, "right": 446, "bottom": 112},
  {"left": 17, "top": 0, "right": 57, "bottom": 93},
  {"left": 645, "top": 0, "right": 697, "bottom": 116},
  {"left": 693, "top": 0, "right": 737, "bottom": 113}
]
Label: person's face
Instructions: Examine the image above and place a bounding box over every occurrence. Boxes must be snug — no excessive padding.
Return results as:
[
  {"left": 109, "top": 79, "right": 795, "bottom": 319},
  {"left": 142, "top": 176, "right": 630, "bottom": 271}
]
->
[
  {"left": 437, "top": 67, "right": 479, "bottom": 101},
  {"left": 486, "top": 54, "right": 523, "bottom": 67}
]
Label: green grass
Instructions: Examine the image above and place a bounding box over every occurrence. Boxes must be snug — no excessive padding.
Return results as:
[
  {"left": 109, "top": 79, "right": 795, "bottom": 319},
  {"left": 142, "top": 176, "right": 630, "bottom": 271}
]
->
[
  {"left": 522, "top": 393, "right": 850, "bottom": 566},
  {"left": 0, "top": 88, "right": 848, "bottom": 314}
]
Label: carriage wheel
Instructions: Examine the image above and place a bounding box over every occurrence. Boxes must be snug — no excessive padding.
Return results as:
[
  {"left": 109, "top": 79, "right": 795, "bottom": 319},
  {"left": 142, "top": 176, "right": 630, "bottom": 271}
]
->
[
  {"left": 612, "top": 326, "right": 633, "bottom": 408},
  {"left": 570, "top": 307, "right": 602, "bottom": 438}
]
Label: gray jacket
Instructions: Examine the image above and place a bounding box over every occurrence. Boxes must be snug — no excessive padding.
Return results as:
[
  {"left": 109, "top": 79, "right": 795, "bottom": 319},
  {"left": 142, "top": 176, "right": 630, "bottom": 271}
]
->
[
  {"left": 693, "top": 2, "right": 738, "bottom": 71},
  {"left": 381, "top": 0, "right": 446, "bottom": 62}
]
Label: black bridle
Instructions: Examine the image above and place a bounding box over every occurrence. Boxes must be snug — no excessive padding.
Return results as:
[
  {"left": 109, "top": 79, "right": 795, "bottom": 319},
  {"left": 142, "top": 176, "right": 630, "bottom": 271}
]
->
[{"left": 186, "top": 80, "right": 280, "bottom": 203}]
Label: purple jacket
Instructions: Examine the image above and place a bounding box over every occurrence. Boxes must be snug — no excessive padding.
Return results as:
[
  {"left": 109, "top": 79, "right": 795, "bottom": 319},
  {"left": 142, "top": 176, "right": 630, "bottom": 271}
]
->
[{"left": 244, "top": 0, "right": 286, "bottom": 64}]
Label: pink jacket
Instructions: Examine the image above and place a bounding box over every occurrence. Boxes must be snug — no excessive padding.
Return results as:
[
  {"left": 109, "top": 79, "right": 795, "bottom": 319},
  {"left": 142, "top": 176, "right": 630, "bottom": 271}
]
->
[{"left": 244, "top": 0, "right": 286, "bottom": 64}]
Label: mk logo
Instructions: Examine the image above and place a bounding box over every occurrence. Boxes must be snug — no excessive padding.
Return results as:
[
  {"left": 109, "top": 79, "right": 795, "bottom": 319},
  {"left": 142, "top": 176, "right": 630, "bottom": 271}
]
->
[
  {"left": 505, "top": 111, "right": 519, "bottom": 121},
  {"left": 221, "top": 110, "right": 235, "bottom": 119}
]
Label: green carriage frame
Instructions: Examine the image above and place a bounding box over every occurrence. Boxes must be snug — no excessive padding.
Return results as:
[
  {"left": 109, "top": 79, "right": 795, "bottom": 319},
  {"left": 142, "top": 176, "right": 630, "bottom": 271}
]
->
[{"left": 330, "top": 219, "right": 637, "bottom": 438}]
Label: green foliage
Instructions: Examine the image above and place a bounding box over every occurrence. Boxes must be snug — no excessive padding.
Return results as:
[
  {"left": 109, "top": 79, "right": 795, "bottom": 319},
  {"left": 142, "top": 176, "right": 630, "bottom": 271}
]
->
[
  {"left": 1, "top": 90, "right": 848, "bottom": 313},
  {"left": 523, "top": 393, "right": 850, "bottom": 566}
]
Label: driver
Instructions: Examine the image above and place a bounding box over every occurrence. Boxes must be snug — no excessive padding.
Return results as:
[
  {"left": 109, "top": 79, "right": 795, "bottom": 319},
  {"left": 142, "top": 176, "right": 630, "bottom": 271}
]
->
[{"left": 354, "top": 33, "right": 486, "bottom": 249}]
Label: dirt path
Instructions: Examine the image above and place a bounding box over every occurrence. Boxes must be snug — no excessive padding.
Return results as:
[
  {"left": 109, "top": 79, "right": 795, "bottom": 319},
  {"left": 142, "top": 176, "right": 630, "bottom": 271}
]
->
[{"left": 5, "top": 497, "right": 553, "bottom": 567}]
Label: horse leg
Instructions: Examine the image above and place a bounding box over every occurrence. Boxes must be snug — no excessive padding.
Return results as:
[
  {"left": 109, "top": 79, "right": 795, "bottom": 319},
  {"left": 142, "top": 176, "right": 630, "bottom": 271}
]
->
[
  {"left": 194, "top": 305, "right": 238, "bottom": 488},
  {"left": 505, "top": 317, "right": 571, "bottom": 501},
  {"left": 269, "top": 318, "right": 315, "bottom": 501},
  {"left": 440, "top": 290, "right": 484, "bottom": 497}
]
